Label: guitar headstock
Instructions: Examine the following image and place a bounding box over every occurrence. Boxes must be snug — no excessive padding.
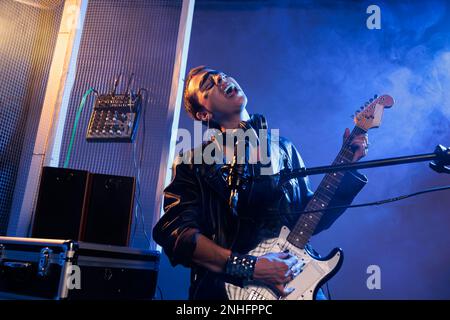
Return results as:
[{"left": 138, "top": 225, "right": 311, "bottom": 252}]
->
[{"left": 352, "top": 94, "right": 394, "bottom": 131}]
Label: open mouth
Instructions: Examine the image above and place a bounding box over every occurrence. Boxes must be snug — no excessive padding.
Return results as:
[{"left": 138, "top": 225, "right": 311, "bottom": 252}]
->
[{"left": 223, "top": 83, "right": 238, "bottom": 98}]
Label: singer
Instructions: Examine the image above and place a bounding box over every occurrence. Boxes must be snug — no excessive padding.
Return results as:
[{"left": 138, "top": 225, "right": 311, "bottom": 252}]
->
[{"left": 152, "top": 66, "right": 369, "bottom": 300}]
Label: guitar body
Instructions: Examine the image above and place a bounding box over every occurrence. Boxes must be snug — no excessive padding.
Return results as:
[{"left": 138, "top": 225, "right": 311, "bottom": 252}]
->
[{"left": 225, "top": 226, "right": 343, "bottom": 300}]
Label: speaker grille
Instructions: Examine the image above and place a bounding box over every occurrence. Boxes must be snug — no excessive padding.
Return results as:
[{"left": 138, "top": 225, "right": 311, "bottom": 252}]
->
[{"left": 32, "top": 167, "right": 89, "bottom": 240}]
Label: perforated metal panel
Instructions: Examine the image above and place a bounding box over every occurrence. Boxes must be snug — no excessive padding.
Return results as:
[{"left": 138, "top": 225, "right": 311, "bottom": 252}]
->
[
  {"left": 0, "top": 0, "right": 63, "bottom": 235},
  {"left": 57, "top": 0, "right": 182, "bottom": 249}
]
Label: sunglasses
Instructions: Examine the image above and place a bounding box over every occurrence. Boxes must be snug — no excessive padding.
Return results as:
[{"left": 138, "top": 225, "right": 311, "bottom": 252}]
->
[{"left": 199, "top": 71, "right": 228, "bottom": 92}]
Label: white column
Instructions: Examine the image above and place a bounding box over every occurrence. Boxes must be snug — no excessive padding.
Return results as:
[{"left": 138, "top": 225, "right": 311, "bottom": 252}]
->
[{"left": 151, "top": 0, "right": 195, "bottom": 249}]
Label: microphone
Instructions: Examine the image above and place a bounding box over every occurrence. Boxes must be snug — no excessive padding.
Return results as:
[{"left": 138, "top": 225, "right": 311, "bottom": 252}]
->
[
  {"left": 226, "top": 121, "right": 252, "bottom": 215},
  {"left": 227, "top": 146, "right": 246, "bottom": 215}
]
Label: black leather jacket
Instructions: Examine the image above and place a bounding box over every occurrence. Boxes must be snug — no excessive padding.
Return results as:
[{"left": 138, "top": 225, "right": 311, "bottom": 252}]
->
[{"left": 153, "top": 123, "right": 367, "bottom": 300}]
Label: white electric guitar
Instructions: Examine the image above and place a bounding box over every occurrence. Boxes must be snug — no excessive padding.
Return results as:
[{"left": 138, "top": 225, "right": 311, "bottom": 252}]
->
[{"left": 225, "top": 94, "right": 394, "bottom": 300}]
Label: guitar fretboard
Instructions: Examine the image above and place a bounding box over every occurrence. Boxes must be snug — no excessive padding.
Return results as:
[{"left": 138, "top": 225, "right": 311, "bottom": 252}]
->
[{"left": 286, "top": 126, "right": 366, "bottom": 249}]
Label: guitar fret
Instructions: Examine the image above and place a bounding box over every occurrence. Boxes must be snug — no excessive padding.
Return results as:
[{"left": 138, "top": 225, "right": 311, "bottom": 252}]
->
[
  {"left": 303, "top": 212, "right": 321, "bottom": 223},
  {"left": 295, "top": 215, "right": 318, "bottom": 228},
  {"left": 316, "top": 192, "right": 332, "bottom": 202},
  {"left": 306, "top": 204, "right": 327, "bottom": 215},
  {"left": 308, "top": 199, "right": 326, "bottom": 210},
  {"left": 295, "top": 222, "right": 315, "bottom": 234},
  {"left": 290, "top": 214, "right": 321, "bottom": 236},
  {"left": 289, "top": 227, "right": 310, "bottom": 239},
  {"left": 287, "top": 233, "right": 309, "bottom": 246},
  {"left": 289, "top": 233, "right": 310, "bottom": 244},
  {"left": 340, "top": 147, "right": 353, "bottom": 157},
  {"left": 318, "top": 186, "right": 335, "bottom": 199},
  {"left": 327, "top": 174, "right": 342, "bottom": 184},
  {"left": 338, "top": 155, "right": 352, "bottom": 164},
  {"left": 321, "top": 178, "right": 339, "bottom": 189},
  {"left": 333, "top": 157, "right": 348, "bottom": 165}
]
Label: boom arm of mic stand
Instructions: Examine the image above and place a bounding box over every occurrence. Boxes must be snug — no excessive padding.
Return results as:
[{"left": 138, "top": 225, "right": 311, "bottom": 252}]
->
[{"left": 279, "top": 144, "right": 450, "bottom": 185}]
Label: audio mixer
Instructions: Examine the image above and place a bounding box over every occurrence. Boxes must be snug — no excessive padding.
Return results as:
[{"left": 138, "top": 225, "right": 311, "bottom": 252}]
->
[{"left": 86, "top": 93, "right": 141, "bottom": 142}]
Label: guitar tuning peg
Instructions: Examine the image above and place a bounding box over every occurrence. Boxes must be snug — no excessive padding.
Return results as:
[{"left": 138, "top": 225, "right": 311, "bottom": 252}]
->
[
  {"left": 360, "top": 106, "right": 364, "bottom": 110},
  {"left": 369, "top": 98, "right": 373, "bottom": 102},
  {"left": 374, "top": 94, "right": 378, "bottom": 99}
]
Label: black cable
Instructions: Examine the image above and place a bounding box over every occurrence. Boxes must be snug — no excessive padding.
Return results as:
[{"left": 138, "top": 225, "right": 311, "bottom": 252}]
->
[
  {"left": 130, "top": 91, "right": 139, "bottom": 242},
  {"left": 157, "top": 285, "right": 164, "bottom": 300},
  {"left": 111, "top": 73, "right": 122, "bottom": 95},
  {"left": 131, "top": 87, "right": 152, "bottom": 249},
  {"left": 125, "top": 73, "right": 134, "bottom": 95},
  {"left": 139, "top": 89, "right": 152, "bottom": 248},
  {"left": 326, "top": 282, "right": 332, "bottom": 300},
  {"left": 303, "top": 185, "right": 450, "bottom": 213},
  {"left": 302, "top": 184, "right": 450, "bottom": 214},
  {"left": 238, "top": 184, "right": 450, "bottom": 220}
]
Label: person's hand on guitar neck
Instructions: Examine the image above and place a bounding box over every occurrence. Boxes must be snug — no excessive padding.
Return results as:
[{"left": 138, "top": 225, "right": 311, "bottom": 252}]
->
[{"left": 343, "top": 128, "right": 369, "bottom": 162}]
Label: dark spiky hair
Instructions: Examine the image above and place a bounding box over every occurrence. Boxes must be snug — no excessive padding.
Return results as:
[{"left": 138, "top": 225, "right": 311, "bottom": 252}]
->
[{"left": 183, "top": 65, "right": 210, "bottom": 122}]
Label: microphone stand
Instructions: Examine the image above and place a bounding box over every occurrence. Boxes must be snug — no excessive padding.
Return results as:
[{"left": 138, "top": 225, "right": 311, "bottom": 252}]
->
[{"left": 279, "top": 144, "right": 450, "bottom": 184}]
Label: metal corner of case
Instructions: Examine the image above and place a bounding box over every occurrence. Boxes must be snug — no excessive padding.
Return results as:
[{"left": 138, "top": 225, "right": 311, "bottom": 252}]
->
[
  {"left": 63, "top": 239, "right": 79, "bottom": 252},
  {"left": 152, "top": 250, "right": 161, "bottom": 263}
]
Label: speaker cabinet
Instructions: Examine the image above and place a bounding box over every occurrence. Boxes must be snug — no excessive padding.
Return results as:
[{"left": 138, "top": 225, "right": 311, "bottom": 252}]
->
[
  {"left": 32, "top": 167, "right": 135, "bottom": 246},
  {"left": 80, "top": 173, "right": 135, "bottom": 246},
  {"left": 32, "top": 167, "right": 90, "bottom": 240}
]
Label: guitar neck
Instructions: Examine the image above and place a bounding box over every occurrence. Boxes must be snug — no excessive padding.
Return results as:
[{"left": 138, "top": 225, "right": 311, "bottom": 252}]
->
[{"left": 286, "top": 126, "right": 367, "bottom": 249}]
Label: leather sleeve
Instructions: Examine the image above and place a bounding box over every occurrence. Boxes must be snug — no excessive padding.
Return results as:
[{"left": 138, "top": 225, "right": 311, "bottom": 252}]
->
[{"left": 152, "top": 159, "right": 202, "bottom": 267}]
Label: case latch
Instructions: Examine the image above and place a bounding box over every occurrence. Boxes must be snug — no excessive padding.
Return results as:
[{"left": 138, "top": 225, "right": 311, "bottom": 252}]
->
[{"left": 38, "top": 247, "right": 53, "bottom": 277}]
